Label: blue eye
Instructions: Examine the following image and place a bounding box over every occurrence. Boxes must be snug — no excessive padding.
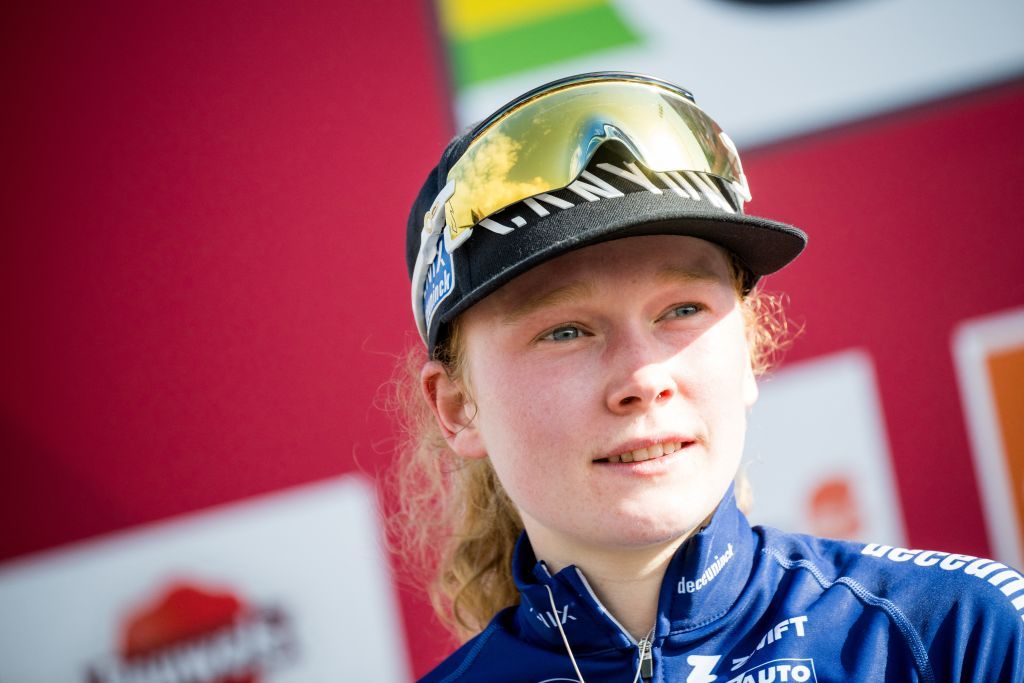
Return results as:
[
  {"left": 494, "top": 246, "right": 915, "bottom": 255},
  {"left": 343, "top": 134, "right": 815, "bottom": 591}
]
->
[
  {"left": 664, "top": 304, "right": 701, "bottom": 319},
  {"left": 544, "top": 325, "right": 581, "bottom": 342}
]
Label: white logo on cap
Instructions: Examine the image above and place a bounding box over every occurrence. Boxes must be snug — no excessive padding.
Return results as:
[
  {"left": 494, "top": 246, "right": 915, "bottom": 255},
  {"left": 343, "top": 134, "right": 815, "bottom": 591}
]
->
[
  {"left": 483, "top": 162, "right": 739, "bottom": 234},
  {"left": 422, "top": 231, "right": 454, "bottom": 332}
]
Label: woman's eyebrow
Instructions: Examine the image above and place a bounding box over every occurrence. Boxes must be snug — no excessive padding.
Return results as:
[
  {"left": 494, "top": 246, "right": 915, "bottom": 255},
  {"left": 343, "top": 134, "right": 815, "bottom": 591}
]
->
[
  {"left": 500, "top": 264, "right": 722, "bottom": 323},
  {"left": 656, "top": 263, "right": 724, "bottom": 285},
  {"left": 501, "top": 281, "right": 595, "bottom": 323}
]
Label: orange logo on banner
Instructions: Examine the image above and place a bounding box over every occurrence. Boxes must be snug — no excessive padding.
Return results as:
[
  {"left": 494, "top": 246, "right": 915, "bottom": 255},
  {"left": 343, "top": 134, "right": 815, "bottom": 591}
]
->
[
  {"left": 808, "top": 477, "right": 862, "bottom": 540},
  {"left": 987, "top": 346, "right": 1024, "bottom": 542},
  {"left": 86, "top": 581, "right": 297, "bottom": 683}
]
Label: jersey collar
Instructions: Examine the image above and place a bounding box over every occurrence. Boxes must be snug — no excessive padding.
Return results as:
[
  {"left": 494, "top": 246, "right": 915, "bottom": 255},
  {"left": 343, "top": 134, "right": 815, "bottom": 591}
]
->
[{"left": 511, "top": 484, "right": 756, "bottom": 653}]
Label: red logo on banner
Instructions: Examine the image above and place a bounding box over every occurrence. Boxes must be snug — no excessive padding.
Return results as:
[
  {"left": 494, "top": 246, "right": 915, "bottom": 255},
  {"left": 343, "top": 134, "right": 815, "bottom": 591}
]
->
[{"left": 86, "top": 581, "right": 297, "bottom": 683}]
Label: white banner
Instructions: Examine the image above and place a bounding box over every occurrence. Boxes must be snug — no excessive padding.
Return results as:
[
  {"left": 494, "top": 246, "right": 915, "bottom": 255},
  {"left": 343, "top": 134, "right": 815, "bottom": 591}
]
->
[
  {"left": 0, "top": 476, "right": 409, "bottom": 683},
  {"left": 452, "top": 0, "right": 1024, "bottom": 146},
  {"left": 744, "top": 349, "right": 906, "bottom": 546}
]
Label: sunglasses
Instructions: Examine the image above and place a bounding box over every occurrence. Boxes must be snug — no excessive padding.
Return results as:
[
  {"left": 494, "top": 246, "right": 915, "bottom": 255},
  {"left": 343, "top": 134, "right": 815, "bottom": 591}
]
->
[{"left": 411, "top": 72, "right": 752, "bottom": 342}]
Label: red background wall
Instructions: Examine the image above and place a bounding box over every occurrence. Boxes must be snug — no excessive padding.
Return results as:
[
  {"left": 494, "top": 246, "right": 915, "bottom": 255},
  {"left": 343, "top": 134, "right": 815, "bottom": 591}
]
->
[
  {"left": 745, "top": 82, "right": 1024, "bottom": 554},
  {"left": 1, "top": 0, "right": 456, "bottom": 671},
  {"left": 2, "top": 2, "right": 1022, "bottom": 678}
]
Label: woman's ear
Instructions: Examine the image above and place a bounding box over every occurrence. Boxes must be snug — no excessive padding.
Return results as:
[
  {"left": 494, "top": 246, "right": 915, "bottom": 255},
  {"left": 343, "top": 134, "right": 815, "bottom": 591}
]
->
[{"left": 421, "top": 360, "right": 487, "bottom": 459}]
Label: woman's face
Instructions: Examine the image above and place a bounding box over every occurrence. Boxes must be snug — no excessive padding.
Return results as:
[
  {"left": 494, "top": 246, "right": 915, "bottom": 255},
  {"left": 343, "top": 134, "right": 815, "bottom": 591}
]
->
[{"left": 436, "top": 235, "right": 758, "bottom": 558}]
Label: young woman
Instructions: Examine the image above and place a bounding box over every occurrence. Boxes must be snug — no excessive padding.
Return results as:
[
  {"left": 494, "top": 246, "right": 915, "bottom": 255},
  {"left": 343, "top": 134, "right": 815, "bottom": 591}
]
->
[{"left": 395, "top": 73, "right": 1023, "bottom": 682}]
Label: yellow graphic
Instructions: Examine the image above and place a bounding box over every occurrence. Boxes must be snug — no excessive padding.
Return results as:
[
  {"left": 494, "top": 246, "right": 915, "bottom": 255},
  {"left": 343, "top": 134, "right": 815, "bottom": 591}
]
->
[
  {"left": 436, "top": 0, "right": 641, "bottom": 89},
  {"left": 440, "top": 0, "right": 608, "bottom": 38}
]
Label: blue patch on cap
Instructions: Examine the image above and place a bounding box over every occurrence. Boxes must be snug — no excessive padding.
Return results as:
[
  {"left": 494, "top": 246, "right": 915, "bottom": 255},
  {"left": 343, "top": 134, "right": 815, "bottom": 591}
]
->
[{"left": 422, "top": 231, "right": 455, "bottom": 332}]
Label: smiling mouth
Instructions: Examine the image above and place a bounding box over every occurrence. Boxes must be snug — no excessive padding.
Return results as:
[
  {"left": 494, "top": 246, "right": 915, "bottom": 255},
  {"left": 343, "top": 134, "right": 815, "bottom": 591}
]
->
[{"left": 595, "top": 441, "right": 689, "bottom": 464}]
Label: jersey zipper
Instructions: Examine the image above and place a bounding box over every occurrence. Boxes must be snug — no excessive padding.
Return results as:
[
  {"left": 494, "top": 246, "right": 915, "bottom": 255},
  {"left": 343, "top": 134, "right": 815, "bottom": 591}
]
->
[
  {"left": 572, "top": 568, "right": 657, "bottom": 680},
  {"left": 637, "top": 634, "right": 654, "bottom": 681}
]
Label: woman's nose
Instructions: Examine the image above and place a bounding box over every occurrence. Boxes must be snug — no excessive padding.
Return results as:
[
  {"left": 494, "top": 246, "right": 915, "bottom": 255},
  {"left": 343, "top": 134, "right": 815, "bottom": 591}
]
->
[{"left": 604, "top": 336, "right": 677, "bottom": 414}]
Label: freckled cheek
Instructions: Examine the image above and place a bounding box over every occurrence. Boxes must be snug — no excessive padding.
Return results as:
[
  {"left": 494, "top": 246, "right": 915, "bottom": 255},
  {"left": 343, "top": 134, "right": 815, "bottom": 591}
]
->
[
  {"left": 689, "top": 331, "right": 752, "bottom": 383},
  {"left": 684, "top": 354, "right": 754, "bottom": 436},
  {"left": 474, "top": 364, "right": 592, "bottom": 459},
  {"left": 485, "top": 360, "right": 589, "bottom": 408}
]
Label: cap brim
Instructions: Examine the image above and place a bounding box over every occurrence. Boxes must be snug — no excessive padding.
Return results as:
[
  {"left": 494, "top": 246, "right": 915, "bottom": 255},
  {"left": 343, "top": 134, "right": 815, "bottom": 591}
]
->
[{"left": 436, "top": 191, "right": 806, "bottom": 343}]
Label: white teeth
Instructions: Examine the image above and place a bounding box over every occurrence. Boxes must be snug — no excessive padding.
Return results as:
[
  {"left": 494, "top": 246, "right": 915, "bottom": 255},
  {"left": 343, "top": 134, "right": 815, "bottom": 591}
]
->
[
  {"left": 601, "top": 441, "right": 687, "bottom": 464},
  {"left": 631, "top": 441, "right": 682, "bottom": 462}
]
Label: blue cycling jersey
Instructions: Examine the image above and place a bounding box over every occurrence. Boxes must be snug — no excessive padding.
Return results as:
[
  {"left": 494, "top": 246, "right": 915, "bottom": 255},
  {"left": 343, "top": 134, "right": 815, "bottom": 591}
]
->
[{"left": 420, "top": 487, "right": 1024, "bottom": 682}]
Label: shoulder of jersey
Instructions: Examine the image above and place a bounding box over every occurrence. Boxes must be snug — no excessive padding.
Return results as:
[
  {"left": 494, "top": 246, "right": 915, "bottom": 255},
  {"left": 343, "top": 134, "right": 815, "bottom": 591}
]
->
[
  {"left": 760, "top": 527, "right": 1022, "bottom": 618},
  {"left": 758, "top": 526, "right": 1024, "bottom": 678},
  {"left": 416, "top": 608, "right": 534, "bottom": 683}
]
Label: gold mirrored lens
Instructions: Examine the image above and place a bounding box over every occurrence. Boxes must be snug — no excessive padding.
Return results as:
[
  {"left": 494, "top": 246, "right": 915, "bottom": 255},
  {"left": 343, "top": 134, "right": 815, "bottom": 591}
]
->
[{"left": 445, "top": 78, "right": 746, "bottom": 241}]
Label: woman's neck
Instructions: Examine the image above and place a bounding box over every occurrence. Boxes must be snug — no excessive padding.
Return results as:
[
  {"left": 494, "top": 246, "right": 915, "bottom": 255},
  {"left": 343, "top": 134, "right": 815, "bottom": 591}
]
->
[{"left": 527, "top": 529, "right": 694, "bottom": 641}]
